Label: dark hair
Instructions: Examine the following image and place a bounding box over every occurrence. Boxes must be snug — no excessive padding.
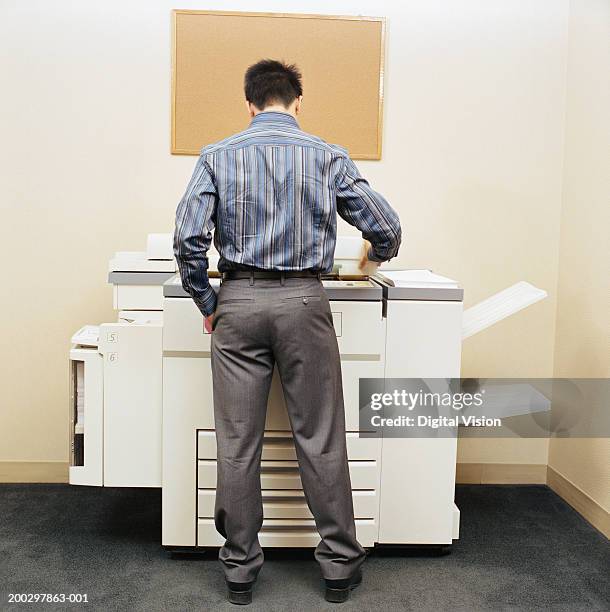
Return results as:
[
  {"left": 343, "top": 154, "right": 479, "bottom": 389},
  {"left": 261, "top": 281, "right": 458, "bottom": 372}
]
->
[{"left": 244, "top": 59, "right": 303, "bottom": 109}]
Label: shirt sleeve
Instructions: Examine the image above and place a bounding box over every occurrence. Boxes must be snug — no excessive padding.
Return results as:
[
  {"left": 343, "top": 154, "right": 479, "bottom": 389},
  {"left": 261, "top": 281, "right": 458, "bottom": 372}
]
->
[
  {"left": 335, "top": 156, "right": 402, "bottom": 262},
  {"left": 173, "top": 155, "right": 218, "bottom": 317}
]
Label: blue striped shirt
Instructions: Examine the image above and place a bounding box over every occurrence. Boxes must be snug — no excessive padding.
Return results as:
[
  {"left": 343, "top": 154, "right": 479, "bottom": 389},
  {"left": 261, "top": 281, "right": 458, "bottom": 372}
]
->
[{"left": 174, "top": 111, "right": 401, "bottom": 316}]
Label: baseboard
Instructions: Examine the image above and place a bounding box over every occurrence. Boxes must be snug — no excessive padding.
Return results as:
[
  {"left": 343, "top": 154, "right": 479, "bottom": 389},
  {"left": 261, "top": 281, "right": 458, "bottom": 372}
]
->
[
  {"left": 0, "top": 461, "right": 69, "bottom": 483},
  {"left": 1, "top": 461, "right": 547, "bottom": 485},
  {"left": 456, "top": 463, "right": 547, "bottom": 484},
  {"left": 547, "top": 466, "right": 609, "bottom": 539},
  {"left": 5, "top": 462, "right": 543, "bottom": 485},
  {"left": 1, "top": 462, "right": 606, "bottom": 537}
]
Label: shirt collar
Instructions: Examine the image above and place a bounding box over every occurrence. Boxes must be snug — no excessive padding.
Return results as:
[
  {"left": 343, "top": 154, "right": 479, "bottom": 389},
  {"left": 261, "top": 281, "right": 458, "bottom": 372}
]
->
[{"left": 250, "top": 111, "right": 299, "bottom": 128}]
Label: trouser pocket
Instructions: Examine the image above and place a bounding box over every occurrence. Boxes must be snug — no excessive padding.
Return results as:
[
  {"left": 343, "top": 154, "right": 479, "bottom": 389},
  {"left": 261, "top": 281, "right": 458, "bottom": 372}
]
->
[{"left": 283, "top": 295, "right": 322, "bottom": 305}]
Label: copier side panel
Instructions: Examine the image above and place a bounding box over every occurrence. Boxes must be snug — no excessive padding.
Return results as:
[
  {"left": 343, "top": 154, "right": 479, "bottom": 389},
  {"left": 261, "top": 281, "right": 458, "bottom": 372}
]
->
[
  {"left": 380, "top": 300, "right": 463, "bottom": 544},
  {"left": 99, "top": 323, "right": 163, "bottom": 487},
  {"left": 162, "top": 354, "right": 212, "bottom": 546}
]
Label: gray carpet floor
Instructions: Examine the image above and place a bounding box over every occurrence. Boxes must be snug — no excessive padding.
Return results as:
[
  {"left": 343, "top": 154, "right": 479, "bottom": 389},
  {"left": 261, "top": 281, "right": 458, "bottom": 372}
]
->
[{"left": 0, "top": 484, "right": 608, "bottom": 611}]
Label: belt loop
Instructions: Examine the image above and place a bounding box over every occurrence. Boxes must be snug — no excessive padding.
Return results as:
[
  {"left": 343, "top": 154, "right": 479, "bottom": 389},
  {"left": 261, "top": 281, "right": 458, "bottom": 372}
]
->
[
  {"left": 317, "top": 272, "right": 321, "bottom": 281},
  {"left": 280, "top": 272, "right": 285, "bottom": 287},
  {"left": 249, "top": 271, "right": 254, "bottom": 286}
]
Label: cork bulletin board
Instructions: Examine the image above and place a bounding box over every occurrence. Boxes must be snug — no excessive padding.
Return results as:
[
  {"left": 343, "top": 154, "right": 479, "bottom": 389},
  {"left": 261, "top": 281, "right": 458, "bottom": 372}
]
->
[{"left": 171, "top": 10, "right": 386, "bottom": 159}]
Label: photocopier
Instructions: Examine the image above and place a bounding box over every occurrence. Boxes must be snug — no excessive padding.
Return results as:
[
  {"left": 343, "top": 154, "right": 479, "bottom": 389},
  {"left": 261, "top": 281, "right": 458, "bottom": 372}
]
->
[{"left": 69, "top": 233, "right": 546, "bottom": 550}]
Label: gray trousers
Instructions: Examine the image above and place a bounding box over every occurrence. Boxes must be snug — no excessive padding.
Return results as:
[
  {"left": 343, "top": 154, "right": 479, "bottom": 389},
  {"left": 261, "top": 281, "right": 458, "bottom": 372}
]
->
[{"left": 210, "top": 277, "right": 366, "bottom": 583}]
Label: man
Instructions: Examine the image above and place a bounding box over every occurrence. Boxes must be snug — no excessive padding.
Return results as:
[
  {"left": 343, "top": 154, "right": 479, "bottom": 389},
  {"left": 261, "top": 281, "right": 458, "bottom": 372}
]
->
[{"left": 174, "top": 59, "right": 401, "bottom": 605}]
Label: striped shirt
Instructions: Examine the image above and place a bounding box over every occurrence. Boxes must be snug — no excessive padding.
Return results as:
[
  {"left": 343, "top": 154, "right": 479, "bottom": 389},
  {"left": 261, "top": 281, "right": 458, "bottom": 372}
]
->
[{"left": 174, "top": 111, "right": 401, "bottom": 316}]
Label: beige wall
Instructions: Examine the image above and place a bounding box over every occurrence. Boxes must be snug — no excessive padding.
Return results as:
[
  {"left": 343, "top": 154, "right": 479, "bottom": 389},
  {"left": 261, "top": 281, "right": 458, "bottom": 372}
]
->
[
  {"left": 0, "top": 1, "right": 569, "bottom": 468},
  {"left": 548, "top": 0, "right": 610, "bottom": 513}
]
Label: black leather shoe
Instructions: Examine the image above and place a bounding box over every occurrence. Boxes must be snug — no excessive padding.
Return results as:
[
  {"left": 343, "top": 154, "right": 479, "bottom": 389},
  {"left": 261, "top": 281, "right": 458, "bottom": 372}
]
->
[
  {"left": 226, "top": 580, "right": 255, "bottom": 605},
  {"left": 324, "top": 569, "right": 363, "bottom": 603}
]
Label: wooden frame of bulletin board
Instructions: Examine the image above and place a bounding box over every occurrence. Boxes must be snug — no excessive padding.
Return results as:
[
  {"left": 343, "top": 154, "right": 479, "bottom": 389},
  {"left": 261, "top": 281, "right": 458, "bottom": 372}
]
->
[{"left": 171, "top": 10, "right": 386, "bottom": 159}]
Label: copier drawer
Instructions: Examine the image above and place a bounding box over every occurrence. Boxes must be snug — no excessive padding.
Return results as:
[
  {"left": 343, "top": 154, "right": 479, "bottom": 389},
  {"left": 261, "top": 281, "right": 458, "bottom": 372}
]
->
[
  {"left": 197, "top": 518, "right": 377, "bottom": 547},
  {"left": 163, "top": 297, "right": 211, "bottom": 352},
  {"left": 113, "top": 284, "right": 164, "bottom": 311},
  {"left": 329, "top": 301, "right": 385, "bottom": 357},
  {"left": 197, "top": 489, "right": 378, "bottom": 520},
  {"left": 197, "top": 430, "right": 380, "bottom": 461},
  {"left": 164, "top": 297, "right": 385, "bottom": 356},
  {"left": 197, "top": 459, "right": 379, "bottom": 490}
]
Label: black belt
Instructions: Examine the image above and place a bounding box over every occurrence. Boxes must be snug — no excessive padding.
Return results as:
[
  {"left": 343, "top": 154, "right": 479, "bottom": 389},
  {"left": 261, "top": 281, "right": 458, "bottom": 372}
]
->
[{"left": 222, "top": 270, "right": 321, "bottom": 281}]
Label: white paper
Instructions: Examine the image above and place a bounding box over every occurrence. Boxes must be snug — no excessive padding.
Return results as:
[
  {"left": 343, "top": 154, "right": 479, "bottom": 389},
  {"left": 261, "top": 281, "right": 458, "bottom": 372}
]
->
[
  {"left": 71, "top": 325, "right": 100, "bottom": 347},
  {"left": 381, "top": 269, "right": 459, "bottom": 288},
  {"left": 334, "top": 236, "right": 363, "bottom": 260}
]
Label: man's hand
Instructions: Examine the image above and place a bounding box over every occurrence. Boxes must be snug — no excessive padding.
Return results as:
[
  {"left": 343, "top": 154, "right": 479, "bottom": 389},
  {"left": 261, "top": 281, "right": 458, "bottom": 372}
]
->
[
  {"left": 358, "top": 240, "right": 380, "bottom": 276},
  {"left": 204, "top": 313, "right": 215, "bottom": 334}
]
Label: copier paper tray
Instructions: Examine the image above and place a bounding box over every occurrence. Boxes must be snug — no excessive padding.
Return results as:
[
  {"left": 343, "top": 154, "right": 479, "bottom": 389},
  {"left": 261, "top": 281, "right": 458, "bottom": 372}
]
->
[{"left": 462, "top": 281, "right": 547, "bottom": 339}]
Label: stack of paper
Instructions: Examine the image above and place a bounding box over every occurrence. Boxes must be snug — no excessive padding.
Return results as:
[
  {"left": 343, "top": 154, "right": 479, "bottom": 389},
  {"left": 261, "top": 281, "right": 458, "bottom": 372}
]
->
[
  {"left": 334, "top": 236, "right": 363, "bottom": 259},
  {"left": 75, "top": 361, "right": 85, "bottom": 429},
  {"left": 379, "top": 269, "right": 459, "bottom": 288},
  {"left": 462, "top": 281, "right": 547, "bottom": 339},
  {"left": 71, "top": 325, "right": 99, "bottom": 347}
]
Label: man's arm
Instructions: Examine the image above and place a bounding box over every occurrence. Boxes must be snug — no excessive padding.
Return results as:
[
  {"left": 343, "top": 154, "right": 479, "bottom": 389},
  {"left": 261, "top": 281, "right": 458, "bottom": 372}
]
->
[
  {"left": 173, "top": 155, "right": 218, "bottom": 317},
  {"left": 335, "top": 156, "right": 402, "bottom": 263}
]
